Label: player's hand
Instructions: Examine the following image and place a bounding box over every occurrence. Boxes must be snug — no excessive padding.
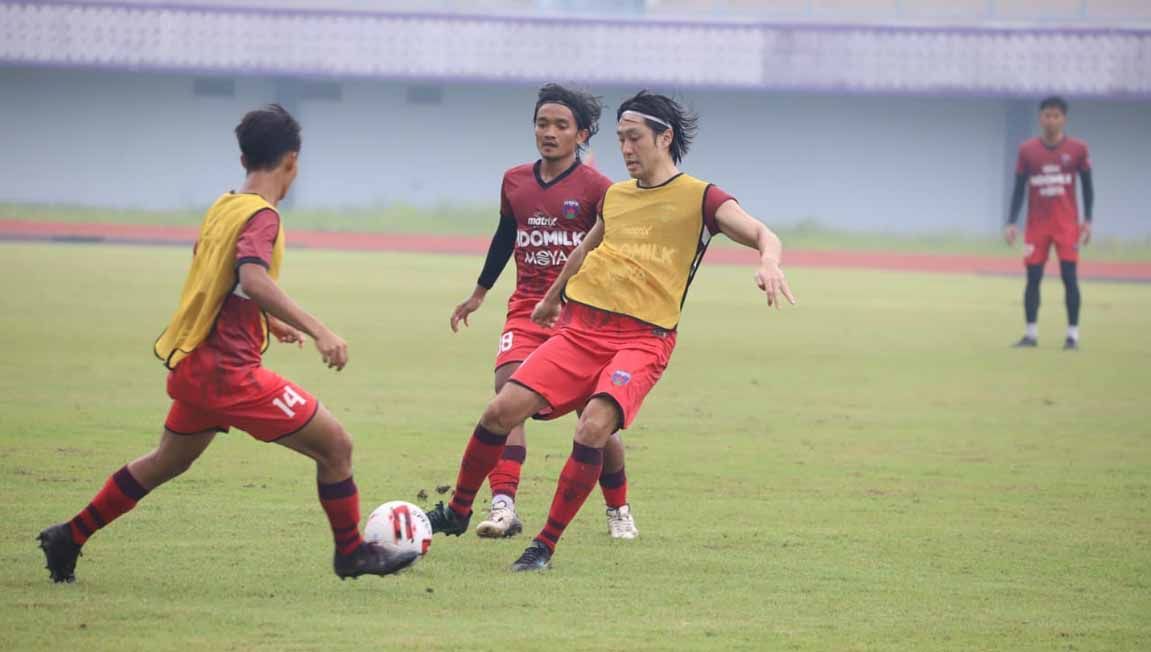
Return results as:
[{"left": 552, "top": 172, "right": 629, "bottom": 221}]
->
[
  {"left": 269, "top": 318, "right": 306, "bottom": 348},
  {"left": 1004, "top": 224, "right": 1018, "bottom": 246},
  {"left": 1080, "top": 221, "right": 1092, "bottom": 245},
  {"left": 755, "top": 261, "right": 796, "bottom": 309},
  {"left": 532, "top": 296, "right": 562, "bottom": 328},
  {"left": 314, "top": 328, "right": 348, "bottom": 371},
  {"left": 450, "top": 295, "right": 484, "bottom": 333}
]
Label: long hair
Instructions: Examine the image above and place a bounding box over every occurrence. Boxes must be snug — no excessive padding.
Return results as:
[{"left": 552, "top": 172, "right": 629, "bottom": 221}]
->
[
  {"left": 534, "top": 83, "right": 604, "bottom": 151},
  {"left": 617, "top": 90, "right": 698, "bottom": 163}
]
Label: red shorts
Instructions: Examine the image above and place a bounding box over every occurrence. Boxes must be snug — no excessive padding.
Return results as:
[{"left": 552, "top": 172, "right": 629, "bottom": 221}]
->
[
  {"left": 509, "top": 302, "right": 676, "bottom": 430},
  {"left": 164, "top": 346, "right": 319, "bottom": 442},
  {"left": 1024, "top": 219, "right": 1081, "bottom": 266},
  {"left": 494, "top": 306, "right": 555, "bottom": 370}
]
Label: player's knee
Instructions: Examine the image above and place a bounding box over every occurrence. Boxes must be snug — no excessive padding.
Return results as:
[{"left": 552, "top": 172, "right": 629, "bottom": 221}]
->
[
  {"left": 575, "top": 410, "right": 617, "bottom": 448},
  {"left": 480, "top": 399, "right": 519, "bottom": 434}
]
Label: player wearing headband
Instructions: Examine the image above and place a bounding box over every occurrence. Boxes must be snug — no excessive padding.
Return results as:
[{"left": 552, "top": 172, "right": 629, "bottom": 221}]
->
[
  {"left": 428, "top": 90, "right": 796, "bottom": 571},
  {"left": 447, "top": 84, "right": 638, "bottom": 541}
]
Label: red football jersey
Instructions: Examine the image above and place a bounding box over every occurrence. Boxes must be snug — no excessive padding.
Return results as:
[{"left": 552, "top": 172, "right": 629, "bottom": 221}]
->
[
  {"left": 500, "top": 160, "right": 611, "bottom": 313},
  {"left": 1016, "top": 137, "right": 1091, "bottom": 226}
]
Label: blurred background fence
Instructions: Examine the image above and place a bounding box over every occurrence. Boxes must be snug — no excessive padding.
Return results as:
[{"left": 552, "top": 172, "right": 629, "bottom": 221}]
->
[{"left": 1, "top": 0, "right": 1147, "bottom": 236}]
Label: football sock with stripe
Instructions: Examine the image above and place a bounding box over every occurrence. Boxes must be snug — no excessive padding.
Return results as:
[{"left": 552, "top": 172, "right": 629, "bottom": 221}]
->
[
  {"left": 536, "top": 442, "right": 603, "bottom": 552},
  {"left": 68, "top": 466, "right": 149, "bottom": 545}
]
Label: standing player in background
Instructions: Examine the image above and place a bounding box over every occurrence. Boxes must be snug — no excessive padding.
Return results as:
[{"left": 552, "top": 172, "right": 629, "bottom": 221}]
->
[
  {"left": 1004, "top": 96, "right": 1094, "bottom": 350},
  {"left": 37, "top": 105, "right": 417, "bottom": 583},
  {"left": 448, "top": 84, "right": 638, "bottom": 540},
  {"left": 431, "top": 90, "right": 796, "bottom": 571}
]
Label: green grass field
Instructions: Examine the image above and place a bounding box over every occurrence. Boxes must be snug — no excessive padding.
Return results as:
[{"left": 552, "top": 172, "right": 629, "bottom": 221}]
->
[
  {"left": 4, "top": 202, "right": 1150, "bottom": 261},
  {"left": 1, "top": 242, "right": 1149, "bottom": 651}
]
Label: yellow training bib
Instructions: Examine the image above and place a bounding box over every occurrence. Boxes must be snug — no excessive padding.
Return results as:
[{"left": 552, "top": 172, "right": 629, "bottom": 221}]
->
[
  {"left": 566, "top": 174, "right": 712, "bottom": 330},
  {"left": 153, "top": 193, "right": 284, "bottom": 368}
]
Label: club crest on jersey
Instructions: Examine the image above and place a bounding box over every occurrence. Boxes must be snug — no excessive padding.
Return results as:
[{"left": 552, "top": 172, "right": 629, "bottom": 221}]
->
[
  {"left": 611, "top": 370, "right": 632, "bottom": 386},
  {"left": 1060, "top": 153, "right": 1072, "bottom": 165},
  {"left": 563, "top": 200, "right": 580, "bottom": 220}
]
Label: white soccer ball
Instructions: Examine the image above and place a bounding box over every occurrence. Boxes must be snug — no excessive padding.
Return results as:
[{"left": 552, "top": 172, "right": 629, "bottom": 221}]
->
[{"left": 364, "top": 501, "right": 433, "bottom": 559}]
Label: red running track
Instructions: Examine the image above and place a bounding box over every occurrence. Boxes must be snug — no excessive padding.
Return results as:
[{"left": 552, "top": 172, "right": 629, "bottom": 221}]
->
[{"left": 2, "top": 219, "right": 1148, "bottom": 282}]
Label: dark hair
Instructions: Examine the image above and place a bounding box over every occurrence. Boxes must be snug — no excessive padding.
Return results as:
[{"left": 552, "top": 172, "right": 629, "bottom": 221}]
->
[
  {"left": 1039, "top": 96, "right": 1068, "bottom": 114},
  {"left": 235, "top": 104, "right": 301, "bottom": 172},
  {"left": 617, "top": 90, "right": 698, "bottom": 164},
  {"left": 533, "top": 83, "right": 604, "bottom": 150}
]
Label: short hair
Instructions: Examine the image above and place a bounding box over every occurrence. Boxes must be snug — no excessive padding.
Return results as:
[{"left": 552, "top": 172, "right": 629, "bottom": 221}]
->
[
  {"left": 235, "top": 104, "right": 301, "bottom": 172},
  {"left": 1039, "top": 96, "right": 1069, "bottom": 114},
  {"left": 533, "top": 83, "right": 604, "bottom": 150},
  {"left": 617, "top": 90, "right": 698, "bottom": 164}
]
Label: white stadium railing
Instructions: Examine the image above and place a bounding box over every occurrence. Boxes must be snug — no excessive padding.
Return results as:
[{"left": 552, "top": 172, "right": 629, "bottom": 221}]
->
[
  {"left": 1, "top": 1, "right": 1148, "bottom": 96},
  {"left": 36, "top": 0, "right": 1151, "bottom": 25}
]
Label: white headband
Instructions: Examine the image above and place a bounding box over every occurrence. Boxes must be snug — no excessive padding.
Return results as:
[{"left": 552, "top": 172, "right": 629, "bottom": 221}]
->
[{"left": 620, "top": 110, "right": 672, "bottom": 129}]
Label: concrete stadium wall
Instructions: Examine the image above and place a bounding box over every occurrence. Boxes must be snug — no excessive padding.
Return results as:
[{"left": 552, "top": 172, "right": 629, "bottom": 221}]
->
[{"left": 1, "top": 66, "right": 1147, "bottom": 236}]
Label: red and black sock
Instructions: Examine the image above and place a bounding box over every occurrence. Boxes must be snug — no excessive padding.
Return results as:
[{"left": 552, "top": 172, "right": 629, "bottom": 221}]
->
[
  {"left": 319, "top": 476, "right": 364, "bottom": 555},
  {"left": 488, "top": 445, "right": 527, "bottom": 501},
  {"left": 536, "top": 442, "right": 603, "bottom": 552},
  {"left": 599, "top": 466, "right": 628, "bottom": 509},
  {"left": 68, "top": 466, "right": 150, "bottom": 545},
  {"left": 448, "top": 424, "right": 508, "bottom": 518}
]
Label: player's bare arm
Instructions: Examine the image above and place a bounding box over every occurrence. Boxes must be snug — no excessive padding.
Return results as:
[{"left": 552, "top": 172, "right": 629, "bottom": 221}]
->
[
  {"left": 268, "top": 315, "right": 306, "bottom": 347},
  {"left": 531, "top": 215, "right": 605, "bottom": 327},
  {"left": 238, "top": 263, "right": 348, "bottom": 370},
  {"left": 714, "top": 199, "right": 796, "bottom": 308}
]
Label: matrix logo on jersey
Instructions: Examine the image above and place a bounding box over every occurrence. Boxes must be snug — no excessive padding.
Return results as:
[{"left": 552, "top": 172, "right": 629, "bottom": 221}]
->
[
  {"left": 563, "top": 200, "right": 580, "bottom": 220},
  {"left": 518, "top": 211, "right": 586, "bottom": 267},
  {"left": 1030, "top": 164, "right": 1073, "bottom": 198}
]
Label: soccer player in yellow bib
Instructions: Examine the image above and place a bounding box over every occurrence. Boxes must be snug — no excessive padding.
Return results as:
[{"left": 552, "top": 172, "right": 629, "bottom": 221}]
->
[
  {"left": 426, "top": 91, "right": 796, "bottom": 571},
  {"left": 38, "top": 106, "right": 418, "bottom": 583}
]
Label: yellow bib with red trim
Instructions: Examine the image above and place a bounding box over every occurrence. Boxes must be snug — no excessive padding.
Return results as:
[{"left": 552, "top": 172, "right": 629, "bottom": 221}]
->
[
  {"left": 565, "top": 174, "right": 711, "bottom": 329},
  {"left": 154, "top": 193, "right": 284, "bottom": 368}
]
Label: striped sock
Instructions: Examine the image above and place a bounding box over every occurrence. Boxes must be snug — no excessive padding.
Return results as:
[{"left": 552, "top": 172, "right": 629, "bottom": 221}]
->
[
  {"left": 536, "top": 442, "right": 603, "bottom": 552},
  {"left": 599, "top": 466, "right": 628, "bottom": 509},
  {"left": 449, "top": 424, "right": 508, "bottom": 518},
  {"left": 488, "top": 445, "right": 527, "bottom": 502},
  {"left": 319, "top": 477, "right": 364, "bottom": 555},
  {"left": 68, "top": 466, "right": 149, "bottom": 545}
]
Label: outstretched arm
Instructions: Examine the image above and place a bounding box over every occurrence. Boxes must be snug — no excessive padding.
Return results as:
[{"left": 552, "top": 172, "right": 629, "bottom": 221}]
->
[
  {"left": 239, "top": 264, "right": 348, "bottom": 370},
  {"left": 714, "top": 200, "right": 796, "bottom": 308},
  {"left": 531, "top": 216, "right": 605, "bottom": 327}
]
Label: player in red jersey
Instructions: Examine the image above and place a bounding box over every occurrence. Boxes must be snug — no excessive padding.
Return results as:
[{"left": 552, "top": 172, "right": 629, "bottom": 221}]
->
[
  {"left": 449, "top": 84, "right": 638, "bottom": 540},
  {"left": 430, "top": 91, "right": 796, "bottom": 571},
  {"left": 36, "top": 105, "right": 417, "bottom": 583},
  {"left": 1004, "top": 96, "right": 1094, "bottom": 350}
]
